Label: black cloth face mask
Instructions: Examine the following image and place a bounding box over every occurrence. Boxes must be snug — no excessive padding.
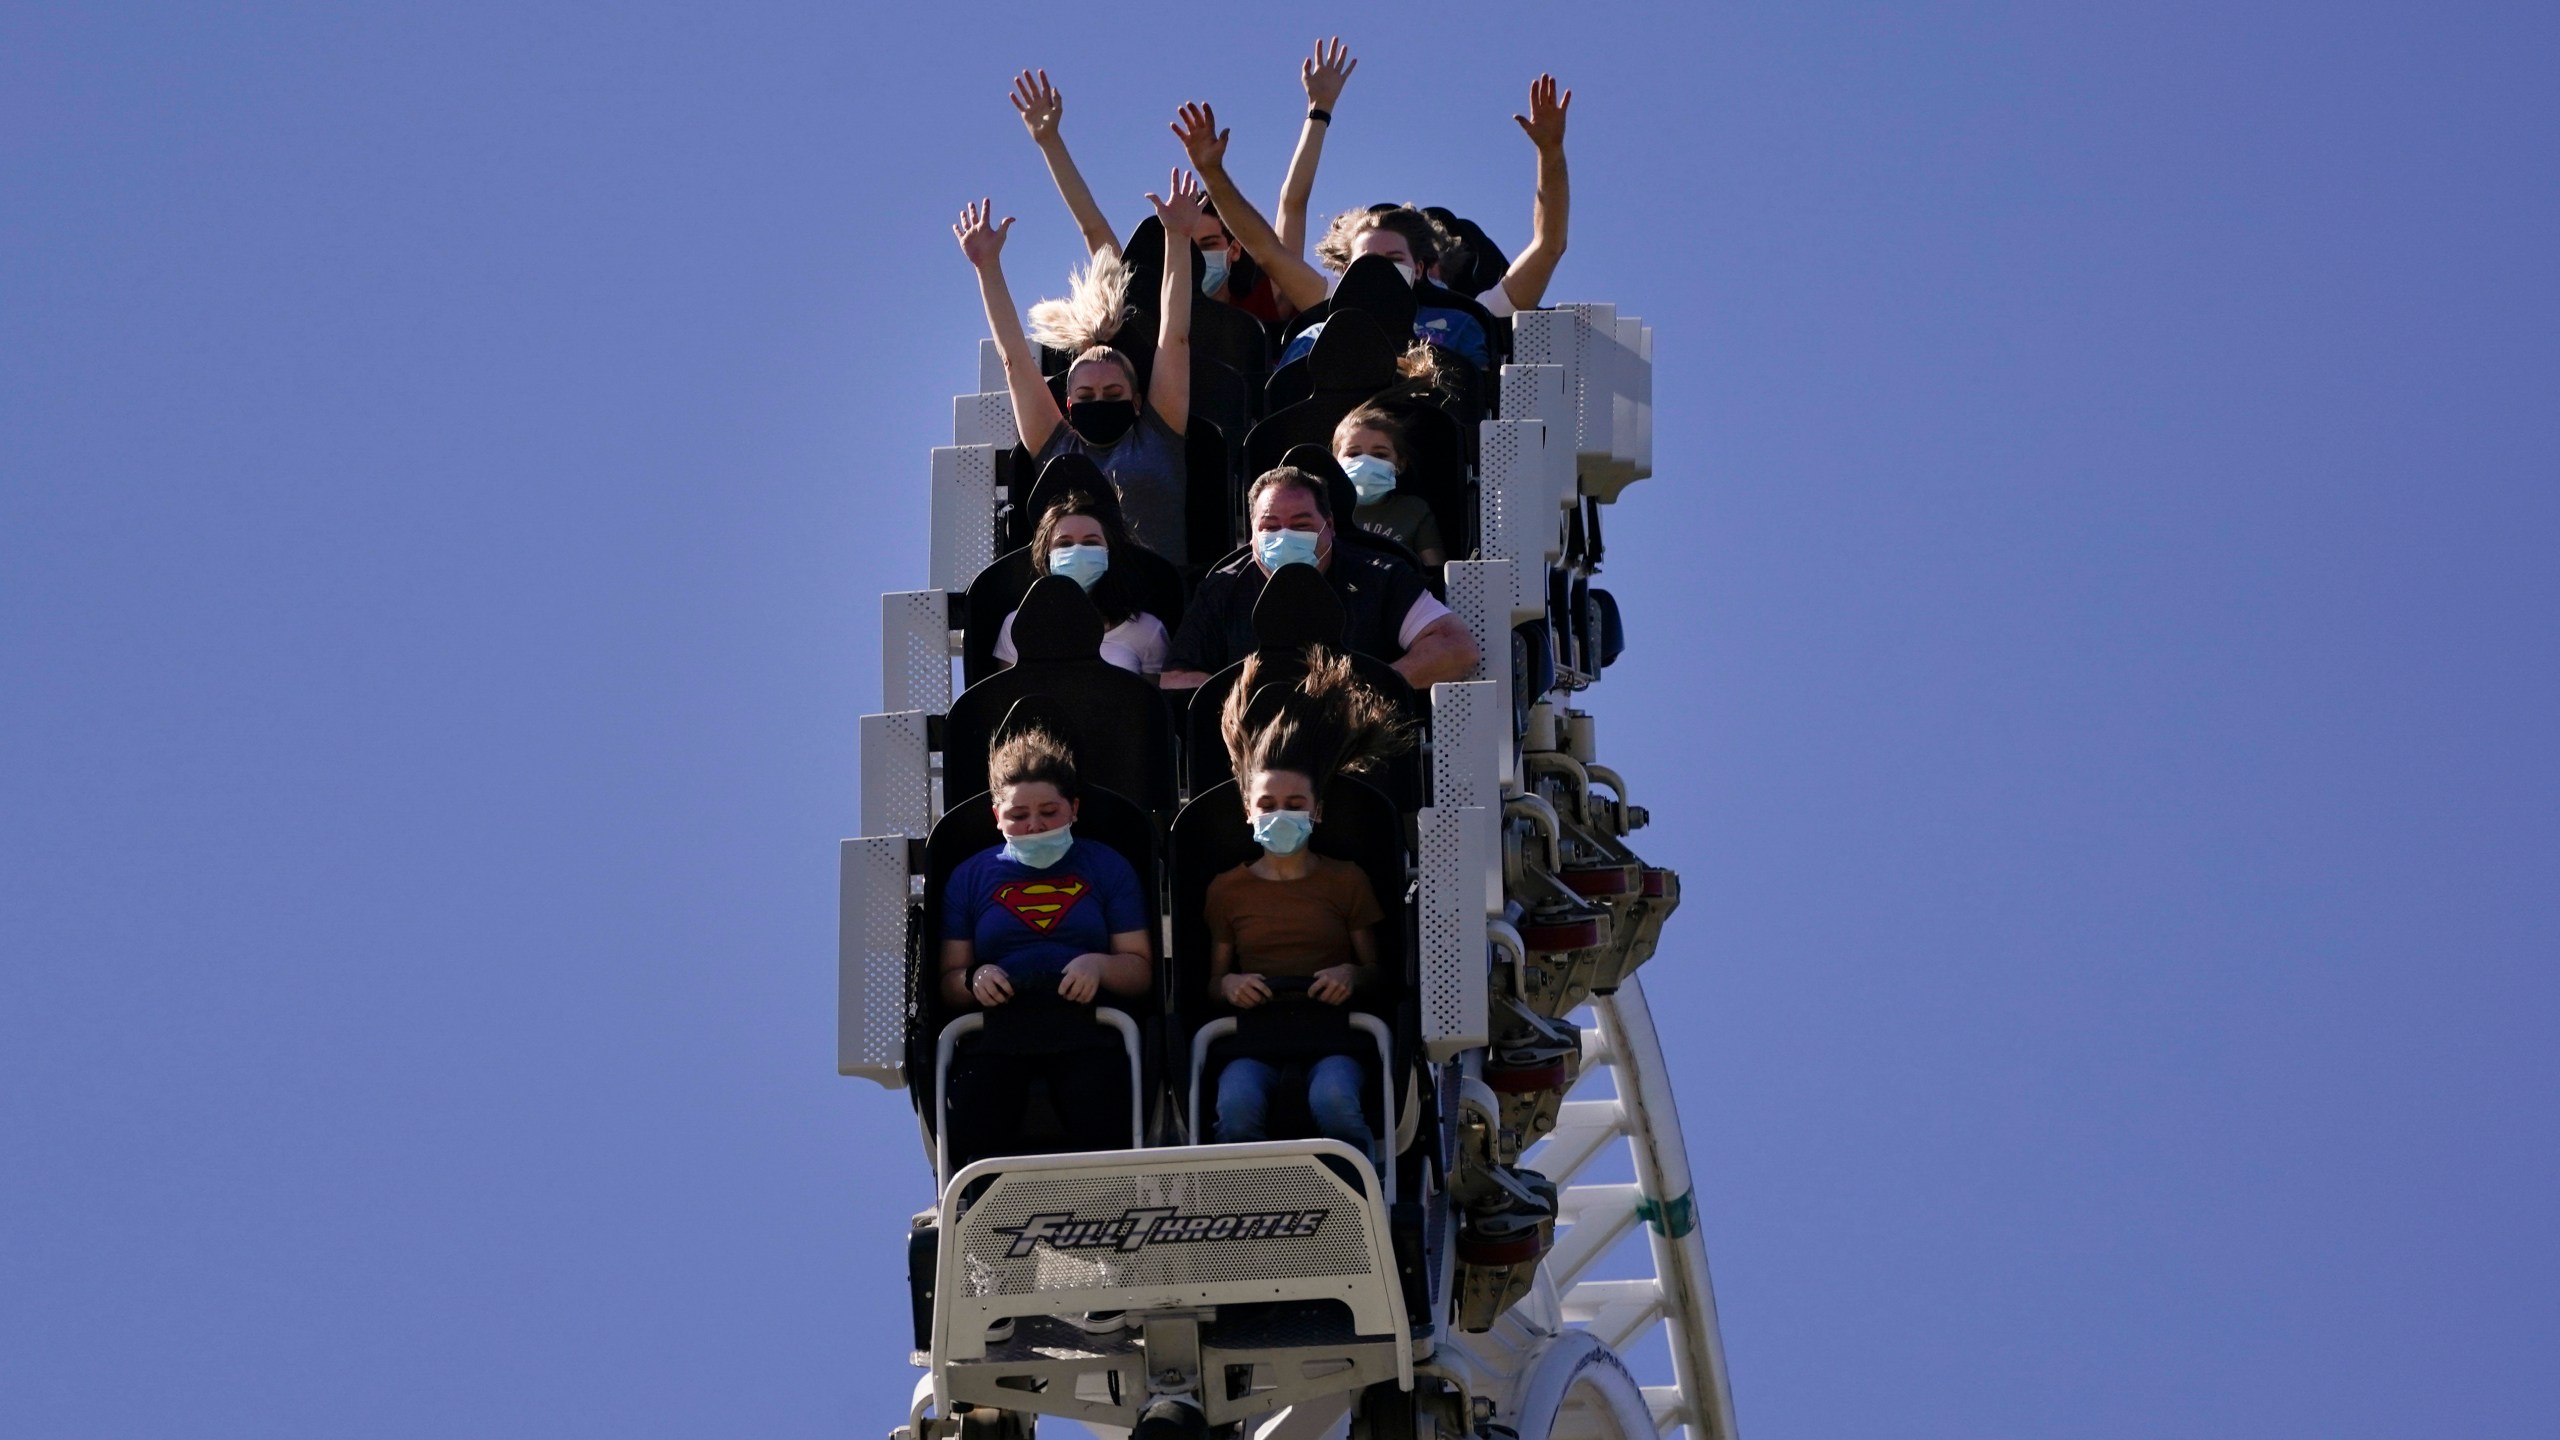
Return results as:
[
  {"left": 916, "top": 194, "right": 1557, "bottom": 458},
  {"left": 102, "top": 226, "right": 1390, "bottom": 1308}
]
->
[{"left": 1066, "top": 399, "right": 1139, "bottom": 446}]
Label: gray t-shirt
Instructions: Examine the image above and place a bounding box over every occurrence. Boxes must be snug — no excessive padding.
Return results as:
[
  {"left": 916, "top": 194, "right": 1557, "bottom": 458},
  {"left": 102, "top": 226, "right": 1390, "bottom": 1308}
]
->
[{"left": 1038, "top": 406, "right": 1189, "bottom": 563}]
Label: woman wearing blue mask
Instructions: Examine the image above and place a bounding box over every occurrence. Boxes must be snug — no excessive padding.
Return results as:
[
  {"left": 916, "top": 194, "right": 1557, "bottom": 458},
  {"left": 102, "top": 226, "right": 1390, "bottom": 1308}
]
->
[
  {"left": 938, "top": 728, "right": 1155, "bottom": 1175},
  {"left": 1333, "top": 405, "right": 1445, "bottom": 565},
  {"left": 1204, "top": 651, "right": 1409, "bottom": 1166},
  {"left": 992, "top": 494, "right": 1171, "bottom": 679}
]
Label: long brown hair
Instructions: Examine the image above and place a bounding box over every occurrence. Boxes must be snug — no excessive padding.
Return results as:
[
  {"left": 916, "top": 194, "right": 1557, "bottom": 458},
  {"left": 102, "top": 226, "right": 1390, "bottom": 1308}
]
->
[{"left": 1219, "top": 647, "right": 1410, "bottom": 796}]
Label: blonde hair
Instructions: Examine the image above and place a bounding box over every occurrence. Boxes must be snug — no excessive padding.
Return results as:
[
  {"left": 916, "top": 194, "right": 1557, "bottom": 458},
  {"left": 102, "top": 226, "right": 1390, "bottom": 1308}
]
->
[
  {"left": 1313, "top": 206, "right": 1449, "bottom": 275},
  {"left": 1027, "top": 246, "right": 1136, "bottom": 354},
  {"left": 1220, "top": 647, "right": 1410, "bottom": 795}
]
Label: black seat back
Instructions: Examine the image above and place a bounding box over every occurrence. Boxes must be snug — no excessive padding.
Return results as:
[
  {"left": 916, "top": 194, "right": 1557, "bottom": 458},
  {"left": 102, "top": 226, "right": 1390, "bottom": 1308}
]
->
[
  {"left": 1179, "top": 565, "right": 1425, "bottom": 808},
  {"left": 1245, "top": 311, "right": 1402, "bottom": 476},
  {"left": 946, "top": 577, "right": 1177, "bottom": 810}
]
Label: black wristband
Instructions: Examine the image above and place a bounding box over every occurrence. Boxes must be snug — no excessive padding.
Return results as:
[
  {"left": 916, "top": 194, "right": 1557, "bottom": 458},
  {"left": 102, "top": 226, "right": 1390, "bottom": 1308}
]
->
[{"left": 1307, "top": 106, "right": 1332, "bottom": 125}]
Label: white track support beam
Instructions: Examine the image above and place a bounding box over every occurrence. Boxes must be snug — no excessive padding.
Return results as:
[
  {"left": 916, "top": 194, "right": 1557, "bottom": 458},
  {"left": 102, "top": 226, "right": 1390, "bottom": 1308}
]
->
[
  {"left": 881, "top": 590, "right": 953, "bottom": 717},
  {"left": 1418, "top": 804, "right": 1492, "bottom": 1060},
  {"left": 928, "top": 445, "right": 1000, "bottom": 593},
  {"left": 1593, "top": 978, "right": 1740, "bottom": 1440},
  {"left": 1549, "top": 1184, "right": 1642, "bottom": 1291},
  {"left": 837, "top": 835, "right": 910, "bottom": 1087}
]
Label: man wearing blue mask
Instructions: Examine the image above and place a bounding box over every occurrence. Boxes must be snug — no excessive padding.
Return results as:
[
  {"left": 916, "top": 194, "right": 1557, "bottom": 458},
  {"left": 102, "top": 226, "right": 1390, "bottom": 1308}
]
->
[{"left": 1161, "top": 468, "right": 1481, "bottom": 690}]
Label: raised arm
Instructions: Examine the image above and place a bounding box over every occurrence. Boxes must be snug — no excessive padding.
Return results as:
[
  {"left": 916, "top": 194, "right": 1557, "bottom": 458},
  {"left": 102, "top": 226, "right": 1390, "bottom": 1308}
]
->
[
  {"left": 1497, "top": 75, "right": 1573, "bottom": 311},
  {"left": 1275, "top": 38, "right": 1357, "bottom": 256},
  {"left": 1145, "top": 170, "right": 1201, "bottom": 435},
  {"left": 1011, "top": 69, "right": 1121, "bottom": 257},
  {"left": 953, "top": 199, "right": 1064, "bottom": 453},
  {"left": 1173, "top": 103, "right": 1332, "bottom": 312}
]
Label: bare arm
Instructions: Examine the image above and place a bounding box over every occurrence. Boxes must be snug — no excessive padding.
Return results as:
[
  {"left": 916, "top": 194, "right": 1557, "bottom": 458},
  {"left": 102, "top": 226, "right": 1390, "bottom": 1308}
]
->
[
  {"left": 1173, "top": 103, "right": 1332, "bottom": 312},
  {"left": 1394, "top": 613, "right": 1483, "bottom": 690},
  {"left": 1160, "top": 667, "right": 1213, "bottom": 690},
  {"left": 953, "top": 199, "right": 1063, "bottom": 453},
  {"left": 1275, "top": 38, "right": 1357, "bottom": 255},
  {"left": 942, "top": 937, "right": 1010, "bottom": 1008},
  {"left": 1011, "top": 70, "right": 1120, "bottom": 257},
  {"left": 1210, "top": 937, "right": 1272, "bottom": 1008},
  {"left": 1309, "top": 925, "right": 1378, "bottom": 1005},
  {"left": 1498, "top": 76, "right": 1573, "bottom": 311},
  {"left": 1145, "top": 171, "right": 1199, "bottom": 435}
]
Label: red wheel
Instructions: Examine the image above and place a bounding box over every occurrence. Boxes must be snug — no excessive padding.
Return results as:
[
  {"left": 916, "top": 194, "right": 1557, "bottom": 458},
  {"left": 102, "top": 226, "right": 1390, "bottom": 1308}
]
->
[
  {"left": 1458, "top": 1227, "right": 1549, "bottom": 1268},
  {"left": 1523, "top": 918, "right": 1603, "bottom": 951},
  {"left": 1485, "top": 1058, "right": 1570, "bottom": 1093},
  {"left": 1563, "top": 865, "right": 1635, "bottom": 897}
]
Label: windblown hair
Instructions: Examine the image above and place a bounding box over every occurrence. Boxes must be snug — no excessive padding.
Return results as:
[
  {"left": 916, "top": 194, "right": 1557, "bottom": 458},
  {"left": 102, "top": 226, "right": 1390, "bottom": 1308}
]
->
[
  {"left": 988, "top": 725, "right": 1081, "bottom": 802},
  {"left": 1332, "top": 405, "right": 1409, "bottom": 470},
  {"left": 1314, "top": 204, "right": 1448, "bottom": 274},
  {"left": 1027, "top": 246, "right": 1137, "bottom": 354},
  {"left": 1246, "top": 466, "right": 1332, "bottom": 521},
  {"left": 1219, "top": 648, "right": 1411, "bottom": 797},
  {"left": 1030, "top": 492, "right": 1141, "bottom": 628}
]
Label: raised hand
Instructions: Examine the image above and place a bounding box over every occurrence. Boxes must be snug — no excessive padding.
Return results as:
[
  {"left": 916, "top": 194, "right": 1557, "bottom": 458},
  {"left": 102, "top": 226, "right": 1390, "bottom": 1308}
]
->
[
  {"left": 1148, "top": 168, "right": 1210, "bottom": 237},
  {"left": 1514, "top": 74, "right": 1571, "bottom": 151},
  {"left": 1302, "top": 37, "right": 1357, "bottom": 110},
  {"left": 1170, "top": 102, "right": 1230, "bottom": 174},
  {"left": 1009, "top": 68, "right": 1064, "bottom": 144},
  {"left": 953, "top": 197, "right": 1014, "bottom": 268}
]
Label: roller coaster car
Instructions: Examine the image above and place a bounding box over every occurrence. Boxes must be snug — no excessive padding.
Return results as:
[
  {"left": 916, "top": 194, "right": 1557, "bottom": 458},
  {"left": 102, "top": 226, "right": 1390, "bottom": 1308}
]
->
[{"left": 997, "top": 421, "right": 1234, "bottom": 575}]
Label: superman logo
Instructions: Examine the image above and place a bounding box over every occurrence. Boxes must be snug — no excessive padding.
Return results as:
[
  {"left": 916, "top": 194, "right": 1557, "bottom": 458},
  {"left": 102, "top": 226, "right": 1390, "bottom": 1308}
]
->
[{"left": 992, "top": 878, "right": 1091, "bottom": 933}]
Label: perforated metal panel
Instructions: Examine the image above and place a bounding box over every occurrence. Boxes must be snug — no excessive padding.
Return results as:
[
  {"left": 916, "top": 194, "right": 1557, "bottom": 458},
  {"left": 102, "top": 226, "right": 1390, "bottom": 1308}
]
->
[
  {"left": 837, "top": 834, "right": 911, "bottom": 1087},
  {"left": 1419, "top": 804, "right": 1491, "bottom": 1060},
  {"left": 977, "top": 337, "right": 1006, "bottom": 393},
  {"left": 860, "top": 710, "right": 933, "bottom": 840},
  {"left": 1478, "top": 420, "right": 1559, "bottom": 568},
  {"left": 929, "top": 445, "right": 1000, "bottom": 592},
  {"left": 1431, "top": 680, "right": 1509, "bottom": 914},
  {"left": 951, "top": 389, "right": 1017, "bottom": 448},
  {"left": 882, "top": 590, "right": 953, "bottom": 716},
  {"left": 1446, "top": 558, "right": 1524, "bottom": 766}
]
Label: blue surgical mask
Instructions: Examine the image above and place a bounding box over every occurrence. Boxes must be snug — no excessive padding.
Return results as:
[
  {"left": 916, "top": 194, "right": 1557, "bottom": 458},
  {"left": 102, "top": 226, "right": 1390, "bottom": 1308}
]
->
[
  {"left": 1252, "top": 810, "right": 1314, "bottom": 856},
  {"left": 1200, "top": 248, "right": 1231, "bottom": 295},
  {"left": 1001, "top": 823, "right": 1075, "bottom": 870},
  {"left": 1047, "top": 543, "right": 1108, "bottom": 590},
  {"left": 1255, "top": 527, "right": 1322, "bottom": 571},
  {"left": 1339, "top": 454, "right": 1399, "bottom": 505}
]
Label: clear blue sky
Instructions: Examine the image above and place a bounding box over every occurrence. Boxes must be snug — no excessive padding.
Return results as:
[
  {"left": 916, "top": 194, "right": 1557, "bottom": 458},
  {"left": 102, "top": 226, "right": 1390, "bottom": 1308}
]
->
[{"left": 6, "top": 4, "right": 2555, "bottom": 1436}]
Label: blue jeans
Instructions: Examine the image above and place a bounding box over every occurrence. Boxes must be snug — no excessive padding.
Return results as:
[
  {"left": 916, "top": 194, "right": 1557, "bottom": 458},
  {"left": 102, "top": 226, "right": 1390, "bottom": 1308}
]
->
[{"left": 1215, "top": 1054, "right": 1375, "bottom": 1163}]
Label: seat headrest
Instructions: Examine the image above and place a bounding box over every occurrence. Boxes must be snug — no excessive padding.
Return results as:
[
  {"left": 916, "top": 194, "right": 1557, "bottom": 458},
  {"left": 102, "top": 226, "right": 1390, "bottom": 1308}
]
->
[
  {"left": 1013, "top": 574, "right": 1107, "bottom": 662},
  {"left": 1332, "top": 254, "right": 1419, "bottom": 339},
  {"left": 1025, "top": 454, "right": 1124, "bottom": 530},
  {"left": 995, "top": 694, "right": 1080, "bottom": 755},
  {"left": 1307, "top": 309, "right": 1400, "bottom": 394},
  {"left": 1251, "top": 560, "right": 1347, "bottom": 652},
  {"left": 1423, "top": 207, "right": 1510, "bottom": 298},
  {"left": 1280, "top": 444, "right": 1360, "bottom": 524}
]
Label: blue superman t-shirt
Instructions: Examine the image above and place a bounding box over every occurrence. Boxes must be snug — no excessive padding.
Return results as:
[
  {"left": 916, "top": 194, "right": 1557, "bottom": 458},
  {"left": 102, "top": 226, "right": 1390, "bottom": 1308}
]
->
[{"left": 942, "top": 837, "right": 1148, "bottom": 981}]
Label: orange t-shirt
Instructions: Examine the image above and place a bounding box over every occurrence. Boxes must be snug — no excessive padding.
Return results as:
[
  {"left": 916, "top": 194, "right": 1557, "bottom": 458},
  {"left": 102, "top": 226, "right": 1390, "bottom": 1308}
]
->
[{"left": 1205, "top": 857, "right": 1385, "bottom": 978}]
